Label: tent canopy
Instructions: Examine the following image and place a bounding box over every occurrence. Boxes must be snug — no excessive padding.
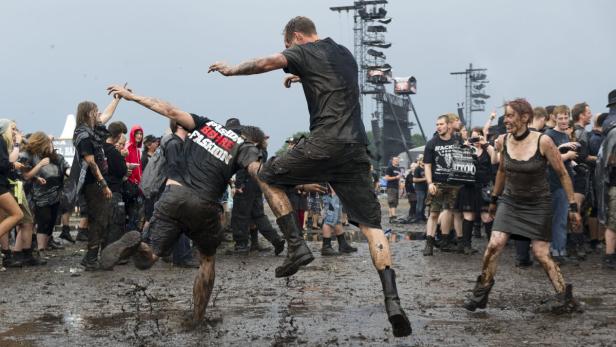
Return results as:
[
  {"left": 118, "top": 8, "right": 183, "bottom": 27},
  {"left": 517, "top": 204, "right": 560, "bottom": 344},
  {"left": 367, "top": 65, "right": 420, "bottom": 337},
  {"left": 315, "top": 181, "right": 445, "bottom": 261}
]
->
[{"left": 59, "top": 114, "right": 75, "bottom": 139}]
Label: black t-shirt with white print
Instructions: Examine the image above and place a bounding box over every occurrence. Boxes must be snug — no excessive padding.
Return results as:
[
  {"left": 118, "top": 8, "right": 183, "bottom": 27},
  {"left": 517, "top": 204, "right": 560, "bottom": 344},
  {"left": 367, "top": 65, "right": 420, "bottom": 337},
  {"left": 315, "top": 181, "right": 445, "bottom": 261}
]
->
[
  {"left": 176, "top": 114, "right": 261, "bottom": 203},
  {"left": 423, "top": 135, "right": 460, "bottom": 184},
  {"left": 281, "top": 37, "right": 368, "bottom": 144}
]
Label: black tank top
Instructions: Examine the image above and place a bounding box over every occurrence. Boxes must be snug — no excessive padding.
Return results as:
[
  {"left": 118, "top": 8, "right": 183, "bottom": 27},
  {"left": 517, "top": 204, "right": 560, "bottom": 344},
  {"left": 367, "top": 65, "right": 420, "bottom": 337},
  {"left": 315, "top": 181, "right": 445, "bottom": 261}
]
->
[{"left": 503, "top": 133, "right": 550, "bottom": 199}]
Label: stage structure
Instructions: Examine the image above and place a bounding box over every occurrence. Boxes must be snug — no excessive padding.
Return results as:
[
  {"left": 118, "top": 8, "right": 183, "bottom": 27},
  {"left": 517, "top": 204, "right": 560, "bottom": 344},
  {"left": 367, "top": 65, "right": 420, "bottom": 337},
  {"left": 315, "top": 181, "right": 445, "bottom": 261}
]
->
[
  {"left": 450, "top": 63, "right": 490, "bottom": 127},
  {"left": 330, "top": 1, "right": 425, "bottom": 168}
]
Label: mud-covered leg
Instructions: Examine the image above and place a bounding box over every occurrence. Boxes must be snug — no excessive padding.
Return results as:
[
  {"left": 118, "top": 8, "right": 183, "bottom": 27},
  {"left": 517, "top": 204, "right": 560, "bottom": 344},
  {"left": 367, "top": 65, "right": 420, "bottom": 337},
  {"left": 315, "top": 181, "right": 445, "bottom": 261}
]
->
[
  {"left": 193, "top": 254, "right": 215, "bottom": 322},
  {"left": 464, "top": 230, "right": 508, "bottom": 311},
  {"left": 247, "top": 162, "right": 313, "bottom": 277},
  {"left": 532, "top": 240, "right": 565, "bottom": 293},
  {"left": 361, "top": 226, "right": 412, "bottom": 337}
]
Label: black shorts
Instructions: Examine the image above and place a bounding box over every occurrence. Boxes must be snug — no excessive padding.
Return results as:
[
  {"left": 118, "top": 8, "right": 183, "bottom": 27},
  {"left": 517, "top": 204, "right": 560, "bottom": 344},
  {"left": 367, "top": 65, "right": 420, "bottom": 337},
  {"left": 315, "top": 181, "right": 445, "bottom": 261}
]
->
[
  {"left": 258, "top": 138, "right": 382, "bottom": 229},
  {"left": 150, "top": 185, "right": 223, "bottom": 257}
]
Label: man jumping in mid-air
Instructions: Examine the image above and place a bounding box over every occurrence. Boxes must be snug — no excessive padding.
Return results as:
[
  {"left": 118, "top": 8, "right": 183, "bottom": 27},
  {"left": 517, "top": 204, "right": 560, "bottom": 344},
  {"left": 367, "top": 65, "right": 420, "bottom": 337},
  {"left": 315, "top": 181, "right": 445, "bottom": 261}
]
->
[{"left": 208, "top": 16, "right": 411, "bottom": 337}]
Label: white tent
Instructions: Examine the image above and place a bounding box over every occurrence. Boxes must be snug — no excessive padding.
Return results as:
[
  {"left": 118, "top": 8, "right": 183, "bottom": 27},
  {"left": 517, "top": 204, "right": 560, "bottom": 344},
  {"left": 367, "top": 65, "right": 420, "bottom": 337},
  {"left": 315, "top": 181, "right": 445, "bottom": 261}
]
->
[
  {"left": 54, "top": 114, "right": 76, "bottom": 164},
  {"left": 59, "top": 114, "right": 76, "bottom": 140},
  {"left": 398, "top": 146, "right": 425, "bottom": 168}
]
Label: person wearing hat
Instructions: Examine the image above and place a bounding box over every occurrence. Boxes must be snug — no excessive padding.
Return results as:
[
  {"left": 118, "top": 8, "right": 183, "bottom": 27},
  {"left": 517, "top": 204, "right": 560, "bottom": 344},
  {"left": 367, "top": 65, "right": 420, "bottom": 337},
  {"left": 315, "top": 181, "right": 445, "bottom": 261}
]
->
[{"left": 597, "top": 89, "right": 616, "bottom": 269}]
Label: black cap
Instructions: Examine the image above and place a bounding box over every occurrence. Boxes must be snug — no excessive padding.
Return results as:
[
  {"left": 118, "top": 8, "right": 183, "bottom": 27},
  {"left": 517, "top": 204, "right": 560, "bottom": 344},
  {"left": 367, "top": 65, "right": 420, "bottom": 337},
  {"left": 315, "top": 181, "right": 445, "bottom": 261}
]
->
[
  {"left": 225, "top": 117, "right": 241, "bottom": 129},
  {"left": 144, "top": 134, "right": 160, "bottom": 144},
  {"left": 607, "top": 89, "right": 616, "bottom": 107}
]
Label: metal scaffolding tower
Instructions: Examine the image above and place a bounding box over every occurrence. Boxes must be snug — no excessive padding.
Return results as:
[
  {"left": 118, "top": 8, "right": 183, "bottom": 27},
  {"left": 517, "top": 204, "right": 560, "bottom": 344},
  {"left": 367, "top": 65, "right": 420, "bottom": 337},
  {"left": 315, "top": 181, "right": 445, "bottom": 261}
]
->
[{"left": 450, "top": 63, "right": 490, "bottom": 127}]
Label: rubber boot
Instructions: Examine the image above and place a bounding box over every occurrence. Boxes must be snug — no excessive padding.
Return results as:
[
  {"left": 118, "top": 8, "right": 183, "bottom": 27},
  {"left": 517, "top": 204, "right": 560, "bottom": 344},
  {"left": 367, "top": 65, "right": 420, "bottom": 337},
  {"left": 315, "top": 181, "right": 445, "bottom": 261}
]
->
[
  {"left": 378, "top": 267, "right": 412, "bottom": 337},
  {"left": 337, "top": 233, "right": 357, "bottom": 253},
  {"left": 81, "top": 247, "right": 100, "bottom": 271},
  {"left": 440, "top": 235, "right": 456, "bottom": 252},
  {"left": 59, "top": 225, "right": 76, "bottom": 244},
  {"left": 275, "top": 214, "right": 314, "bottom": 278},
  {"left": 536, "top": 284, "right": 582, "bottom": 314},
  {"left": 462, "top": 220, "right": 478, "bottom": 255},
  {"left": 463, "top": 275, "right": 495, "bottom": 311},
  {"left": 423, "top": 236, "right": 434, "bottom": 256},
  {"left": 22, "top": 248, "right": 47, "bottom": 266}
]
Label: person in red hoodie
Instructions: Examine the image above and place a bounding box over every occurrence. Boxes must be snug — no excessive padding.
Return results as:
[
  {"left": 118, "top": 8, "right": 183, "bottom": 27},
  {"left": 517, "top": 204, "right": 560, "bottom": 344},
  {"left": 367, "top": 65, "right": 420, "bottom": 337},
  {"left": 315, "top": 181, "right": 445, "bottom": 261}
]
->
[{"left": 124, "top": 125, "right": 144, "bottom": 230}]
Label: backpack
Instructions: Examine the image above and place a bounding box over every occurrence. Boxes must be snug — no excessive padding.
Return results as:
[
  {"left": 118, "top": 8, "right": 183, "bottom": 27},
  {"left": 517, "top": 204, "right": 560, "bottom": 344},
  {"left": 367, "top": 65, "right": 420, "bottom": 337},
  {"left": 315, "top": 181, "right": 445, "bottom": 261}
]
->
[{"left": 140, "top": 134, "right": 172, "bottom": 198}]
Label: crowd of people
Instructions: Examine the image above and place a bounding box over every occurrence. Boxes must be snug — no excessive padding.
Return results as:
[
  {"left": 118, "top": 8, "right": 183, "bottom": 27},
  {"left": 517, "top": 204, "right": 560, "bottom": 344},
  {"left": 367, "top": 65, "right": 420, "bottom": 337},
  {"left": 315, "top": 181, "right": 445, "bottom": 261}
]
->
[{"left": 1, "top": 14, "right": 615, "bottom": 338}]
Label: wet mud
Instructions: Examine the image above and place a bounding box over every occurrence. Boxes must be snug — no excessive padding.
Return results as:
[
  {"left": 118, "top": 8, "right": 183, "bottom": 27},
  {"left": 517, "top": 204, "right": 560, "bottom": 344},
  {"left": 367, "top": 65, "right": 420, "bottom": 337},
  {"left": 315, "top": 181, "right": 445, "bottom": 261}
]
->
[{"left": 1, "top": 198, "right": 615, "bottom": 346}]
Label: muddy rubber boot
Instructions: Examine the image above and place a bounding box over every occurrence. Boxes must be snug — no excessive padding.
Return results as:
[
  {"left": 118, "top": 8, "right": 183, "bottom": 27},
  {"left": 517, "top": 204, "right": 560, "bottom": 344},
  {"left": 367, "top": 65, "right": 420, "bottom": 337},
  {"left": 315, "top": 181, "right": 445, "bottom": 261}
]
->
[
  {"left": 536, "top": 284, "right": 583, "bottom": 314},
  {"left": 378, "top": 267, "right": 412, "bottom": 337},
  {"left": 22, "top": 248, "right": 47, "bottom": 266},
  {"left": 76, "top": 228, "right": 89, "bottom": 242},
  {"left": 423, "top": 236, "right": 434, "bottom": 256},
  {"left": 337, "top": 234, "right": 358, "bottom": 253},
  {"left": 100, "top": 230, "right": 142, "bottom": 270},
  {"left": 81, "top": 247, "right": 100, "bottom": 271},
  {"left": 2, "top": 249, "right": 23, "bottom": 268},
  {"left": 59, "top": 225, "right": 76, "bottom": 244},
  {"left": 275, "top": 214, "right": 314, "bottom": 278},
  {"left": 321, "top": 244, "right": 340, "bottom": 256},
  {"left": 463, "top": 275, "right": 495, "bottom": 311},
  {"left": 250, "top": 230, "right": 272, "bottom": 253}
]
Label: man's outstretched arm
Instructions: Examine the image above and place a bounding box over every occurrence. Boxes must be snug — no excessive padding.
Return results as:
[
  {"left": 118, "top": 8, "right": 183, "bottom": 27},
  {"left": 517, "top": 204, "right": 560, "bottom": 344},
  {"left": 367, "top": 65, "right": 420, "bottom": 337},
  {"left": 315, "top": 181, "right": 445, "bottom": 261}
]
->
[
  {"left": 208, "top": 53, "right": 287, "bottom": 76},
  {"left": 107, "top": 85, "right": 195, "bottom": 130}
]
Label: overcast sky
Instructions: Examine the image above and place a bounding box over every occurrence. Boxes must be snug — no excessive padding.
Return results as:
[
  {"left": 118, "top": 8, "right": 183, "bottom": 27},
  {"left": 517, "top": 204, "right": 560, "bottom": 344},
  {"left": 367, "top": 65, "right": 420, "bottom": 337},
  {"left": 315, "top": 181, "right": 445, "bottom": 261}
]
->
[{"left": 1, "top": 0, "right": 614, "bottom": 150}]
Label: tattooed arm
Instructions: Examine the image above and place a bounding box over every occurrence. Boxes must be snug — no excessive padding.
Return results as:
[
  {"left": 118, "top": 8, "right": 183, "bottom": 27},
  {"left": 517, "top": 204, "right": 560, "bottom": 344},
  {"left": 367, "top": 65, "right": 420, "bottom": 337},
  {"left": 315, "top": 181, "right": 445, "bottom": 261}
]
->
[
  {"left": 208, "top": 54, "right": 288, "bottom": 76},
  {"left": 107, "top": 85, "right": 195, "bottom": 130},
  {"left": 84, "top": 154, "right": 112, "bottom": 198}
]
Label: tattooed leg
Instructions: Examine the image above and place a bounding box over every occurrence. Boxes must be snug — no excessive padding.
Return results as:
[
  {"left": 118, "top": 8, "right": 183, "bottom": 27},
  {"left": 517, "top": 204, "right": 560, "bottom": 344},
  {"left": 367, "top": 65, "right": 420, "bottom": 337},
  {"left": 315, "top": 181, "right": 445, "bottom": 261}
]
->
[{"left": 360, "top": 226, "right": 392, "bottom": 270}]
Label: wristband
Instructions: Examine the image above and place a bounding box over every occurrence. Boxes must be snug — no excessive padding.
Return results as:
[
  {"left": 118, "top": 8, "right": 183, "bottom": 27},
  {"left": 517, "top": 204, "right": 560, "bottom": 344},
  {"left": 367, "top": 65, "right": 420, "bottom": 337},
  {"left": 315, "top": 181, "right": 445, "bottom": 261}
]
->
[
  {"left": 568, "top": 203, "right": 578, "bottom": 213},
  {"left": 97, "top": 179, "right": 108, "bottom": 188},
  {"left": 490, "top": 195, "right": 498, "bottom": 204}
]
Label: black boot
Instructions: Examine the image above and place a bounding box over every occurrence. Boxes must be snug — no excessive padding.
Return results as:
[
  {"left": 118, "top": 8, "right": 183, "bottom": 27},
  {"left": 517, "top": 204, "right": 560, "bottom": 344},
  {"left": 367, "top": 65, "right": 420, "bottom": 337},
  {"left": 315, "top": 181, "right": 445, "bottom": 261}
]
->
[
  {"left": 275, "top": 214, "right": 314, "bottom": 278},
  {"left": 76, "top": 228, "right": 89, "bottom": 242},
  {"left": 440, "top": 235, "right": 456, "bottom": 252},
  {"left": 321, "top": 241, "right": 339, "bottom": 256},
  {"left": 59, "top": 225, "right": 75, "bottom": 244},
  {"left": 462, "top": 220, "right": 478, "bottom": 255},
  {"left": 250, "top": 230, "right": 272, "bottom": 252},
  {"left": 337, "top": 233, "right": 357, "bottom": 253},
  {"left": 463, "top": 275, "right": 495, "bottom": 311},
  {"left": 81, "top": 247, "right": 100, "bottom": 271},
  {"left": 473, "top": 221, "right": 482, "bottom": 239},
  {"left": 536, "top": 284, "right": 582, "bottom": 314},
  {"left": 48, "top": 237, "right": 65, "bottom": 250},
  {"left": 2, "top": 249, "right": 23, "bottom": 268},
  {"left": 378, "top": 267, "right": 412, "bottom": 337},
  {"left": 423, "top": 236, "right": 434, "bottom": 256},
  {"left": 22, "top": 248, "right": 47, "bottom": 266}
]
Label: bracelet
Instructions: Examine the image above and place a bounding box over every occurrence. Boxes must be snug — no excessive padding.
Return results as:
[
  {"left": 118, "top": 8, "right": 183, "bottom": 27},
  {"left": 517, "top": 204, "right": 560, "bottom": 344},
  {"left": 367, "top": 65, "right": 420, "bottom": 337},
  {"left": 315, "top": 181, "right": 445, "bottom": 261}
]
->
[
  {"left": 490, "top": 195, "right": 499, "bottom": 204},
  {"left": 568, "top": 203, "right": 578, "bottom": 213},
  {"left": 97, "top": 179, "right": 108, "bottom": 188}
]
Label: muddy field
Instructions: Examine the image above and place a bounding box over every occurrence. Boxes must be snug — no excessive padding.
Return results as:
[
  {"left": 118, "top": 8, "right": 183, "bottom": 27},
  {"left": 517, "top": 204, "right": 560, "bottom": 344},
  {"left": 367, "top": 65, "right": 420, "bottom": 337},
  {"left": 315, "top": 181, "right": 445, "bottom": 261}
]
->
[{"left": 1, "top": 197, "right": 615, "bottom": 347}]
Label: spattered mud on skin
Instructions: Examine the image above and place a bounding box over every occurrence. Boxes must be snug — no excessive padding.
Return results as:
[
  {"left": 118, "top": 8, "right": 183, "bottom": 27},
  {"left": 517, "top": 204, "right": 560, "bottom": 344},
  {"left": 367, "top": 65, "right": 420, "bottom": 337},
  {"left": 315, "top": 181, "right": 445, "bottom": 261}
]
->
[{"left": 0, "top": 198, "right": 615, "bottom": 346}]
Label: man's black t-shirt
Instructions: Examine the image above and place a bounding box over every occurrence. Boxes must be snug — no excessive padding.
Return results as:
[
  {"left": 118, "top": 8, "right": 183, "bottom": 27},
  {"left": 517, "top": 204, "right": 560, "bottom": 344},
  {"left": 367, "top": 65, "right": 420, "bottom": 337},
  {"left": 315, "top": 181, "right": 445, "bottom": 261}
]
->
[
  {"left": 413, "top": 166, "right": 427, "bottom": 191},
  {"left": 77, "top": 137, "right": 96, "bottom": 185},
  {"left": 282, "top": 37, "right": 368, "bottom": 144},
  {"left": 423, "top": 135, "right": 459, "bottom": 184},
  {"left": 385, "top": 165, "right": 401, "bottom": 189},
  {"left": 179, "top": 114, "right": 261, "bottom": 203},
  {"left": 103, "top": 143, "right": 127, "bottom": 193}
]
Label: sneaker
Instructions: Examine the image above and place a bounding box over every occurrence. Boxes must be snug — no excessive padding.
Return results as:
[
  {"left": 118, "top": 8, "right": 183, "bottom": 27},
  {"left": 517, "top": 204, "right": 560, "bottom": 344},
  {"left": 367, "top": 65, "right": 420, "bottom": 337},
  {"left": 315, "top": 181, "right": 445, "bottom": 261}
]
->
[
  {"left": 59, "top": 226, "right": 76, "bottom": 244},
  {"left": 47, "top": 238, "right": 65, "bottom": 250}
]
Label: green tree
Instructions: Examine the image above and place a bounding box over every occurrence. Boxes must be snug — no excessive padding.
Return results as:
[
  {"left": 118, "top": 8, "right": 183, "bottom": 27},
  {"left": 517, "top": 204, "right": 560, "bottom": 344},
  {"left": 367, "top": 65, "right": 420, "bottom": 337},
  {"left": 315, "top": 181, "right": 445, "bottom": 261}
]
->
[{"left": 411, "top": 133, "right": 426, "bottom": 147}]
